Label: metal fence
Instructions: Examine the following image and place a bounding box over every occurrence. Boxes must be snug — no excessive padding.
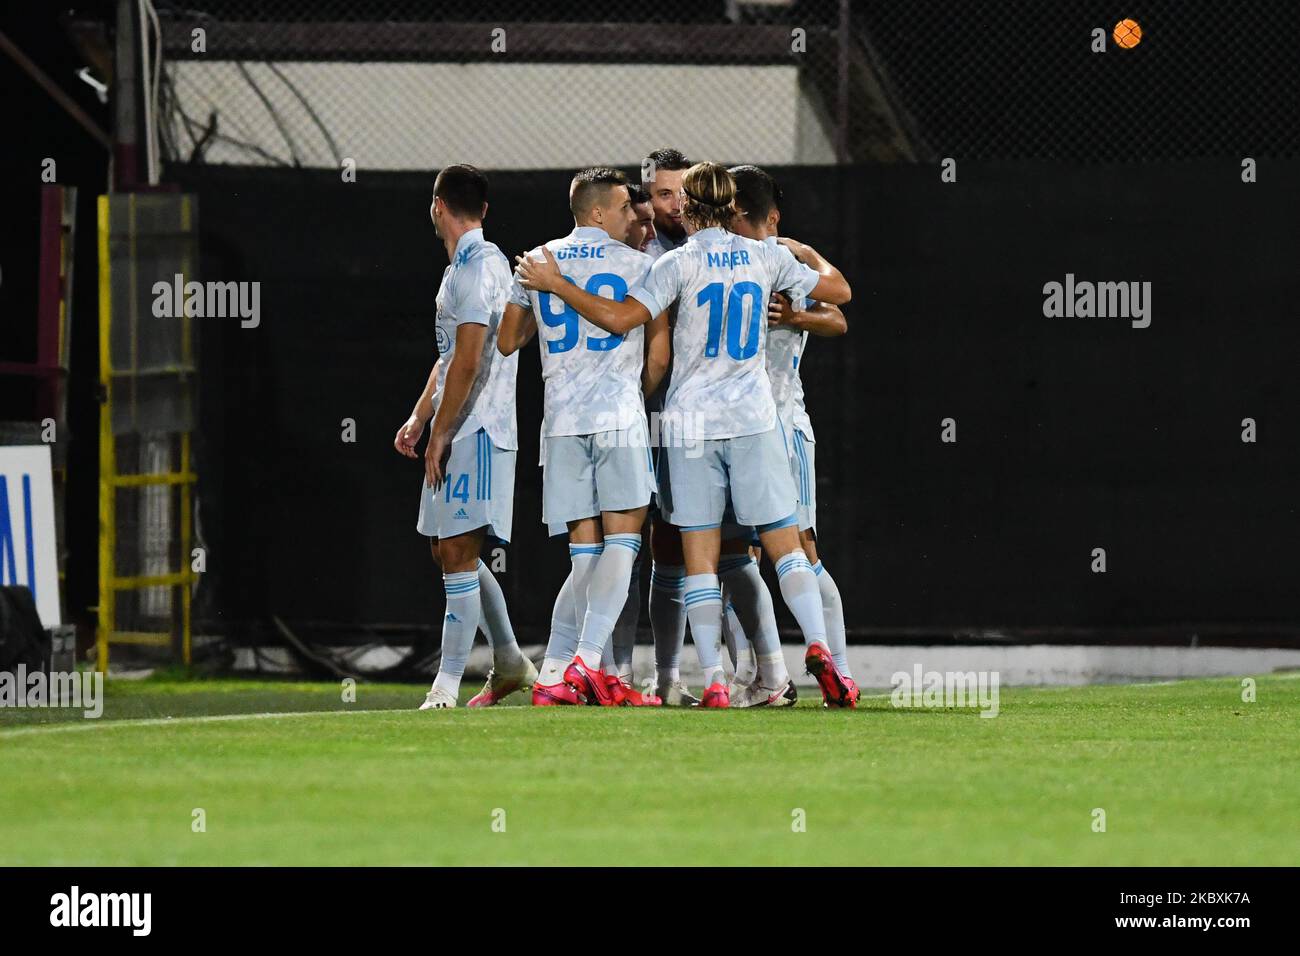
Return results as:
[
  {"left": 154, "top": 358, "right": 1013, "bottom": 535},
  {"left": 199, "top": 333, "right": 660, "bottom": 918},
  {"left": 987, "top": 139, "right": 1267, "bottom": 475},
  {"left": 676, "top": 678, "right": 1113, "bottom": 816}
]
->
[
  {"left": 857, "top": 0, "right": 1300, "bottom": 163},
  {"left": 148, "top": 0, "right": 1298, "bottom": 172},
  {"left": 151, "top": 0, "right": 906, "bottom": 171}
]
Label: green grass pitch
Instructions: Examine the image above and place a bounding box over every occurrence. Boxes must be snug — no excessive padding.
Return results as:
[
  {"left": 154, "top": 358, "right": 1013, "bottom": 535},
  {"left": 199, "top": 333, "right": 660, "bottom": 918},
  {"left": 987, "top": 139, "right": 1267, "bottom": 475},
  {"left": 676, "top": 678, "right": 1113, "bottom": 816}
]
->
[{"left": 2, "top": 672, "right": 1297, "bottom": 866}]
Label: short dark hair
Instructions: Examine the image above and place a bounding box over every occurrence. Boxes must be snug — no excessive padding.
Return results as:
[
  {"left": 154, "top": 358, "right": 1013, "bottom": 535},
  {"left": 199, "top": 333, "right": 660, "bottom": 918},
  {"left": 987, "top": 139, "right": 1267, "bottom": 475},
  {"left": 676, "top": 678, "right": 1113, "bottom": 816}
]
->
[
  {"left": 433, "top": 164, "right": 488, "bottom": 219},
  {"left": 643, "top": 147, "right": 691, "bottom": 177},
  {"left": 729, "top": 164, "right": 783, "bottom": 227},
  {"left": 626, "top": 182, "right": 650, "bottom": 205},
  {"left": 570, "top": 166, "right": 628, "bottom": 219}
]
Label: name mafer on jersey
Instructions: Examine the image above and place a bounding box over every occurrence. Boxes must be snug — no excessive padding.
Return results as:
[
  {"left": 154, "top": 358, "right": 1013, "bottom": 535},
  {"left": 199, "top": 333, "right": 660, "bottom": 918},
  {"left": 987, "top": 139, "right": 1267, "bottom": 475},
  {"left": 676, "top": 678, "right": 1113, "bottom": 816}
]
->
[
  {"left": 706, "top": 250, "right": 751, "bottom": 268},
  {"left": 555, "top": 244, "right": 606, "bottom": 260}
]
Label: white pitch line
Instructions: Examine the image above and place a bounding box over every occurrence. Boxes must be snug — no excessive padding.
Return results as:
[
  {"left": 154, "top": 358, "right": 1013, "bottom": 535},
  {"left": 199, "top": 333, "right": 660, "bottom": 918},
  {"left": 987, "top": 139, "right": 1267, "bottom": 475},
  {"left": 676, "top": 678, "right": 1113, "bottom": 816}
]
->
[
  {"left": 0, "top": 708, "right": 398, "bottom": 739},
  {"left": 6, "top": 673, "right": 1293, "bottom": 738}
]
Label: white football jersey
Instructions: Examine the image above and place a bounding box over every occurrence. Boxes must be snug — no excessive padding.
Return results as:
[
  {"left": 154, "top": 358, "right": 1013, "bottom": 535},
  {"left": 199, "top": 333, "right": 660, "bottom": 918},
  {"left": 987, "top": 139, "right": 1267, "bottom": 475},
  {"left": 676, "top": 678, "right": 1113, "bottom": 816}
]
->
[
  {"left": 432, "top": 228, "right": 519, "bottom": 449},
  {"left": 508, "top": 226, "right": 653, "bottom": 437},
  {"left": 632, "top": 226, "right": 819, "bottom": 441},
  {"left": 644, "top": 230, "right": 685, "bottom": 262},
  {"left": 764, "top": 236, "right": 816, "bottom": 442}
]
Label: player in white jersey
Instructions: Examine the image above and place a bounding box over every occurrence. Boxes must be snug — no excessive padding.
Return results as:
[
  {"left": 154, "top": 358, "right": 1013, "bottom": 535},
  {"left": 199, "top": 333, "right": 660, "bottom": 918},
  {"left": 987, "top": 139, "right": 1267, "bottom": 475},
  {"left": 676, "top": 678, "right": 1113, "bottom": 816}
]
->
[
  {"left": 636, "top": 148, "right": 705, "bottom": 704},
  {"left": 393, "top": 165, "right": 533, "bottom": 711},
  {"left": 499, "top": 168, "right": 670, "bottom": 706},
  {"left": 516, "top": 162, "right": 852, "bottom": 708},
  {"left": 728, "top": 164, "right": 859, "bottom": 708},
  {"left": 641, "top": 147, "right": 690, "bottom": 261},
  {"left": 600, "top": 180, "right": 667, "bottom": 690}
]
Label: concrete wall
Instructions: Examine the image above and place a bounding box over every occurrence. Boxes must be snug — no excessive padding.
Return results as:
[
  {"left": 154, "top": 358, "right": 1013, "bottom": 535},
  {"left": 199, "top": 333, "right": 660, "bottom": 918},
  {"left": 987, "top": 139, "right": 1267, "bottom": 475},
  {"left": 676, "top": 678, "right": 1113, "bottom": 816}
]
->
[{"left": 166, "top": 61, "right": 838, "bottom": 169}]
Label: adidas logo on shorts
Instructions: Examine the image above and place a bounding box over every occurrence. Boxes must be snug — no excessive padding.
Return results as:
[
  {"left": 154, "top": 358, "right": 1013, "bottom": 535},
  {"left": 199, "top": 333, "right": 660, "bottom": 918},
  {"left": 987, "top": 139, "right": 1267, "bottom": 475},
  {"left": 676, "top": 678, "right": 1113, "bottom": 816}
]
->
[{"left": 454, "top": 508, "right": 469, "bottom": 519}]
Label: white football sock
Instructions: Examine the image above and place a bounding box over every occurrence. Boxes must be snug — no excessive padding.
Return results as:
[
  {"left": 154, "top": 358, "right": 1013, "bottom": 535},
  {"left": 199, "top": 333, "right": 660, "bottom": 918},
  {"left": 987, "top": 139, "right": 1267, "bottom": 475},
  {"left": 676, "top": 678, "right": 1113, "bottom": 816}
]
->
[
  {"left": 757, "top": 652, "right": 790, "bottom": 689},
  {"left": 719, "top": 554, "right": 776, "bottom": 684},
  {"left": 539, "top": 572, "right": 577, "bottom": 685},
  {"left": 774, "top": 550, "right": 827, "bottom": 649},
  {"left": 684, "top": 573, "right": 724, "bottom": 688},
  {"left": 477, "top": 559, "right": 525, "bottom": 671},
  {"left": 432, "top": 569, "right": 481, "bottom": 698},
  {"left": 650, "top": 562, "right": 686, "bottom": 686},
  {"left": 610, "top": 557, "right": 641, "bottom": 681},
  {"left": 576, "top": 533, "right": 641, "bottom": 670},
  {"left": 813, "top": 560, "right": 852, "bottom": 677},
  {"left": 568, "top": 541, "right": 604, "bottom": 647}
]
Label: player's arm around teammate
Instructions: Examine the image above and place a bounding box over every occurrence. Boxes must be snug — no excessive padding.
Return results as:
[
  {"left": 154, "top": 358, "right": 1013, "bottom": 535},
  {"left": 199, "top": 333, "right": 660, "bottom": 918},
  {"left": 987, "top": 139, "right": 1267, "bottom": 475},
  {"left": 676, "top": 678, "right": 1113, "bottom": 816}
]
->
[
  {"left": 768, "top": 293, "right": 846, "bottom": 338},
  {"left": 642, "top": 311, "right": 671, "bottom": 396},
  {"left": 516, "top": 231, "right": 852, "bottom": 334},
  {"left": 497, "top": 301, "right": 537, "bottom": 356}
]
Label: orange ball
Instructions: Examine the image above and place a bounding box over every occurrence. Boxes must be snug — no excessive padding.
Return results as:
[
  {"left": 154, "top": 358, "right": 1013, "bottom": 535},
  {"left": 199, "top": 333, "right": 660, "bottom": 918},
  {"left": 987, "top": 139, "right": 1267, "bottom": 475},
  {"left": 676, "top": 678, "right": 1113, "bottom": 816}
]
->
[{"left": 1113, "top": 18, "right": 1142, "bottom": 49}]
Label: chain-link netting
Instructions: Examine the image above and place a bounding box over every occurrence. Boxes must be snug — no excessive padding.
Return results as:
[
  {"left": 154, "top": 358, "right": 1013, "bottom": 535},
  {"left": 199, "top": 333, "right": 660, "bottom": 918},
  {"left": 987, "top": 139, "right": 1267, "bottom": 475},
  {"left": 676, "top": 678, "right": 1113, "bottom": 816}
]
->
[
  {"left": 858, "top": 0, "right": 1299, "bottom": 162},
  {"left": 152, "top": 0, "right": 907, "bottom": 170},
  {"left": 151, "top": 0, "right": 1297, "bottom": 172}
]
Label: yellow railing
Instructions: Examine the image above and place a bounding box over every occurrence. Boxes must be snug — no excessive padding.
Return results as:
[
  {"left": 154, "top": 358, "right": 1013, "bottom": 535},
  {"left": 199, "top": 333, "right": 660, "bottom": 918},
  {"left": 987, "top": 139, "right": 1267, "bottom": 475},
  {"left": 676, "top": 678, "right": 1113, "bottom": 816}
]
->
[{"left": 95, "top": 194, "right": 198, "bottom": 672}]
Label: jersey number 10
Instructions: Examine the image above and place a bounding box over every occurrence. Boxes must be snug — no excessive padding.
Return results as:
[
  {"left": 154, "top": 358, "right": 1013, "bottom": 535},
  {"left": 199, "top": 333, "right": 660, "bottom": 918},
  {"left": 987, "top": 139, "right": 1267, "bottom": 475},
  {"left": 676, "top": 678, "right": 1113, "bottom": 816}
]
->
[{"left": 698, "top": 281, "right": 763, "bottom": 360}]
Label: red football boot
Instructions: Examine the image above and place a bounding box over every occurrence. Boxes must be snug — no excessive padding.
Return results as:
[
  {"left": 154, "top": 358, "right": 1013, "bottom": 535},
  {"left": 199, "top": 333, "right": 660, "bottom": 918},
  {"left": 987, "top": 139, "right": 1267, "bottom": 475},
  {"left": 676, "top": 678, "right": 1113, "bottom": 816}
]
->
[
  {"left": 699, "top": 682, "right": 730, "bottom": 708},
  {"left": 532, "top": 681, "right": 580, "bottom": 706},
  {"left": 841, "top": 676, "right": 861, "bottom": 709},
  {"left": 564, "top": 659, "right": 625, "bottom": 706},
  {"left": 805, "top": 642, "right": 858, "bottom": 708},
  {"left": 607, "top": 674, "right": 662, "bottom": 706}
]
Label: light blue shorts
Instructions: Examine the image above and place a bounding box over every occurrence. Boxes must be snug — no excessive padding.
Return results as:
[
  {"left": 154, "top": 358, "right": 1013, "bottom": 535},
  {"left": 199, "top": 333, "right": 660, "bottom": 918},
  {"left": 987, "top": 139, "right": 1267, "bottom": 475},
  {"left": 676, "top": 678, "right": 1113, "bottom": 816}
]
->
[
  {"left": 541, "top": 422, "right": 657, "bottom": 533},
  {"left": 789, "top": 428, "right": 817, "bottom": 533},
  {"left": 658, "top": 424, "right": 798, "bottom": 530},
  {"left": 416, "top": 428, "right": 516, "bottom": 542}
]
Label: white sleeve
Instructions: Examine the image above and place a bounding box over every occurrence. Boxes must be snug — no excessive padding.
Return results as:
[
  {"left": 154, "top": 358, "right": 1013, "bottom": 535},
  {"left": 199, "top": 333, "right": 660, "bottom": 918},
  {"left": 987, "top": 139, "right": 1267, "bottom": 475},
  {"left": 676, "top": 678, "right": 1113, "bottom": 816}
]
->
[
  {"left": 507, "top": 247, "right": 540, "bottom": 310},
  {"left": 450, "top": 260, "right": 494, "bottom": 327},
  {"left": 769, "top": 243, "right": 820, "bottom": 303},
  {"left": 629, "top": 252, "right": 679, "bottom": 318},
  {"left": 507, "top": 274, "right": 531, "bottom": 310}
]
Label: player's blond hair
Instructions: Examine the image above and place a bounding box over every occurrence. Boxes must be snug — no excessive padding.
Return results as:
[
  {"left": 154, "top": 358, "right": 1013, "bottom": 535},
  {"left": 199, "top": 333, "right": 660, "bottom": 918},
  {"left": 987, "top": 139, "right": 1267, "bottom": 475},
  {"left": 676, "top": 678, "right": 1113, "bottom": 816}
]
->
[{"left": 680, "top": 162, "right": 736, "bottom": 231}]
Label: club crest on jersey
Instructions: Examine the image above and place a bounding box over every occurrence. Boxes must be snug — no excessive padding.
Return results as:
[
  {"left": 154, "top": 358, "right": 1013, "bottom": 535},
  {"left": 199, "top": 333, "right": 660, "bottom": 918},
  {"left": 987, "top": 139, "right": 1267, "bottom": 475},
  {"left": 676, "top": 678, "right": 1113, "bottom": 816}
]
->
[{"left": 435, "top": 325, "right": 451, "bottom": 353}]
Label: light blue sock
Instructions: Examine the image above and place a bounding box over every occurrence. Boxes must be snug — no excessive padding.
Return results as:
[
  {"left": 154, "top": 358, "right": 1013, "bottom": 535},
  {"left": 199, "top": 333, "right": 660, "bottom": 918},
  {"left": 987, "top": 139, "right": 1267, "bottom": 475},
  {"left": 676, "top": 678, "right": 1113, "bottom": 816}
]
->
[
  {"left": 433, "top": 570, "right": 481, "bottom": 697},
  {"left": 684, "top": 573, "right": 724, "bottom": 688},
  {"left": 576, "top": 533, "right": 642, "bottom": 669},
  {"left": 477, "top": 559, "right": 524, "bottom": 669},
  {"left": 611, "top": 557, "right": 641, "bottom": 680},
  {"left": 774, "top": 551, "right": 826, "bottom": 649},
  {"left": 813, "top": 560, "right": 851, "bottom": 677},
  {"left": 569, "top": 542, "right": 604, "bottom": 637},
  {"left": 540, "top": 572, "right": 577, "bottom": 685}
]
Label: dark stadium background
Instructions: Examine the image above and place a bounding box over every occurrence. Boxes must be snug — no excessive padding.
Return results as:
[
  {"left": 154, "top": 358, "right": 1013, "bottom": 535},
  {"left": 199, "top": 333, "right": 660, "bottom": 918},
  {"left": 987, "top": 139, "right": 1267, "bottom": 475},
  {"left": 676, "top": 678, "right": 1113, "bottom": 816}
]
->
[{"left": 3, "top": 0, "right": 1298, "bottom": 664}]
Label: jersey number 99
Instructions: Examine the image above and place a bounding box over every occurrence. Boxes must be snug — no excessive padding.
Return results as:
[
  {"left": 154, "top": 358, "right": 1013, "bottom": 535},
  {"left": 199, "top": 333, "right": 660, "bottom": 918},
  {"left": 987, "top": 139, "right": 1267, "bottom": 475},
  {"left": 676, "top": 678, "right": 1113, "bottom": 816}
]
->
[{"left": 539, "top": 273, "right": 628, "bottom": 353}]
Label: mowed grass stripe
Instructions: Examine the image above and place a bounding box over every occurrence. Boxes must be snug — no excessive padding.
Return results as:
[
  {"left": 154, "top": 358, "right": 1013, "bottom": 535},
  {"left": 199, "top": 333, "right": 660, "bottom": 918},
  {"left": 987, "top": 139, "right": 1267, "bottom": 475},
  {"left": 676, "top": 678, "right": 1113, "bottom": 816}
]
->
[{"left": 0, "top": 676, "right": 1296, "bottom": 866}]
